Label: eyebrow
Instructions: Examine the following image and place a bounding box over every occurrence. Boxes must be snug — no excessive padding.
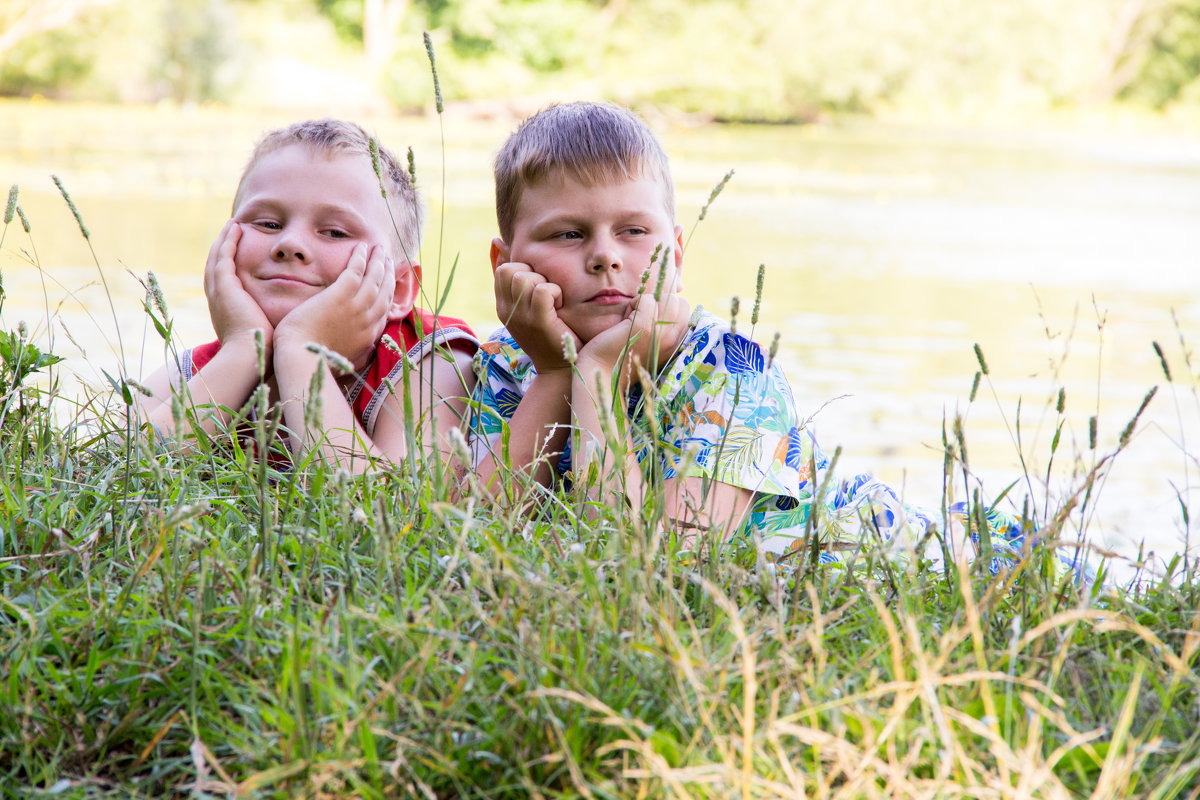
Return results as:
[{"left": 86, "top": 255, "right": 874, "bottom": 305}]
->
[
  {"left": 236, "top": 197, "right": 370, "bottom": 226},
  {"left": 531, "top": 208, "right": 662, "bottom": 227}
]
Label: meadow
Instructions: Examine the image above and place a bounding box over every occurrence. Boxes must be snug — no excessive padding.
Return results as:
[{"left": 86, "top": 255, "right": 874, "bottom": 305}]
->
[{"left": 2, "top": 167, "right": 1200, "bottom": 798}]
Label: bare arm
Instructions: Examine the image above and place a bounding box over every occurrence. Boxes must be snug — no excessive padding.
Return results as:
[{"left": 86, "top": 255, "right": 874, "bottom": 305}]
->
[
  {"left": 473, "top": 260, "right": 582, "bottom": 496},
  {"left": 136, "top": 221, "right": 271, "bottom": 435},
  {"left": 272, "top": 243, "right": 394, "bottom": 471},
  {"left": 570, "top": 273, "right": 701, "bottom": 523},
  {"left": 372, "top": 346, "right": 479, "bottom": 482}
]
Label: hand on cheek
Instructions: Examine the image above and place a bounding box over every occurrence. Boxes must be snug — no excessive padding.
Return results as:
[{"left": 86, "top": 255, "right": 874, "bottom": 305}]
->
[
  {"left": 275, "top": 243, "right": 394, "bottom": 370},
  {"left": 205, "top": 220, "right": 274, "bottom": 349},
  {"left": 494, "top": 260, "right": 581, "bottom": 374}
]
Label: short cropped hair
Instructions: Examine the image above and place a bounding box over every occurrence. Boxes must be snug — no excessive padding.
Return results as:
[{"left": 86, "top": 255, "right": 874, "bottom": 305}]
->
[
  {"left": 494, "top": 102, "right": 675, "bottom": 243},
  {"left": 234, "top": 118, "right": 423, "bottom": 259}
]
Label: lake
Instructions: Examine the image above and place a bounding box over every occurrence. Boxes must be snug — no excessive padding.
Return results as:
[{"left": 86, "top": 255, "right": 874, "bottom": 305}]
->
[{"left": 2, "top": 99, "right": 1198, "bottom": 584}]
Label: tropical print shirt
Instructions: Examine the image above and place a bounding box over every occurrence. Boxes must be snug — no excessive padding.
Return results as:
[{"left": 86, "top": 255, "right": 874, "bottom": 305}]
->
[{"left": 470, "top": 310, "right": 1092, "bottom": 581}]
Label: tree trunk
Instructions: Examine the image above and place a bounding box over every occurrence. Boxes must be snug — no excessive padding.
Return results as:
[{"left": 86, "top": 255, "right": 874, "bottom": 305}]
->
[{"left": 364, "top": 0, "right": 410, "bottom": 72}]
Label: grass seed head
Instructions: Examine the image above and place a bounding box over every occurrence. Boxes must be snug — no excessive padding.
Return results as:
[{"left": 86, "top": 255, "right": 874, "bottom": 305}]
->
[
  {"left": 447, "top": 425, "right": 473, "bottom": 468},
  {"left": 561, "top": 331, "right": 577, "bottom": 365},
  {"left": 305, "top": 343, "right": 354, "bottom": 375},
  {"left": 973, "top": 342, "right": 989, "bottom": 376},
  {"left": 16, "top": 206, "right": 30, "bottom": 233},
  {"left": 171, "top": 392, "right": 184, "bottom": 434},
  {"left": 369, "top": 138, "right": 386, "bottom": 199},
  {"left": 1089, "top": 415, "right": 1097, "bottom": 450},
  {"left": 4, "top": 185, "right": 16, "bottom": 225},
  {"left": 254, "top": 329, "right": 266, "bottom": 378},
  {"left": 1056, "top": 387, "right": 1066, "bottom": 414},
  {"left": 1119, "top": 386, "right": 1158, "bottom": 449},
  {"left": 698, "top": 168, "right": 734, "bottom": 221},
  {"left": 751, "top": 263, "right": 764, "bottom": 325},
  {"left": 730, "top": 295, "right": 740, "bottom": 337},
  {"left": 145, "top": 271, "right": 168, "bottom": 317},
  {"left": 423, "top": 31, "right": 444, "bottom": 113},
  {"left": 969, "top": 371, "right": 980, "bottom": 403},
  {"left": 125, "top": 379, "right": 152, "bottom": 397},
  {"left": 653, "top": 246, "right": 669, "bottom": 301},
  {"left": 52, "top": 175, "right": 89, "bottom": 240},
  {"left": 381, "top": 333, "right": 402, "bottom": 354},
  {"left": 407, "top": 147, "right": 417, "bottom": 188},
  {"left": 1153, "top": 341, "right": 1172, "bottom": 383}
]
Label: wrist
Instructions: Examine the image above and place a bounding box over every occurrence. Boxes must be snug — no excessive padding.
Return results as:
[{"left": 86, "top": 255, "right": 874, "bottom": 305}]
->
[{"left": 218, "top": 329, "right": 271, "bottom": 357}]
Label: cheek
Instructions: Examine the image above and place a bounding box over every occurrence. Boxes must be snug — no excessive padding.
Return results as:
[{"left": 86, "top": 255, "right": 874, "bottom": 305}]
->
[
  {"left": 317, "top": 241, "right": 358, "bottom": 279},
  {"left": 232, "top": 231, "right": 269, "bottom": 274}
]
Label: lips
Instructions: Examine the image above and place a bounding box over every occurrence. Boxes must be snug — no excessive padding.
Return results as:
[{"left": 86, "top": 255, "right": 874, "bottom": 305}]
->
[
  {"left": 260, "top": 274, "right": 319, "bottom": 287},
  {"left": 586, "top": 289, "right": 632, "bottom": 305}
]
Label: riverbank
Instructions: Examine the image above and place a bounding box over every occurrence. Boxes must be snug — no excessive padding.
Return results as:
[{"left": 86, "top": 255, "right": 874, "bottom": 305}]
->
[
  {"left": 0, "top": 343, "right": 1196, "bottom": 795},
  {"left": 3, "top": 98, "right": 1199, "bottom": 586}
]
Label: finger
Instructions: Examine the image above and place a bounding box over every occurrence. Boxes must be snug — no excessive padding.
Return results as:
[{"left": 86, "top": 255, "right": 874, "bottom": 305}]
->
[
  {"left": 369, "top": 255, "right": 396, "bottom": 316},
  {"left": 529, "top": 282, "right": 564, "bottom": 319},
  {"left": 507, "top": 270, "right": 548, "bottom": 309},
  {"left": 205, "top": 222, "right": 241, "bottom": 296},
  {"left": 630, "top": 293, "right": 658, "bottom": 324},
  {"left": 344, "top": 242, "right": 369, "bottom": 280},
  {"left": 205, "top": 220, "right": 235, "bottom": 269}
]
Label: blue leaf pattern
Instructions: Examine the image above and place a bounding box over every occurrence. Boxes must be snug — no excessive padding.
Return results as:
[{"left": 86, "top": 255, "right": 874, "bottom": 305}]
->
[
  {"left": 465, "top": 314, "right": 1093, "bottom": 584},
  {"left": 722, "top": 333, "right": 765, "bottom": 375}
]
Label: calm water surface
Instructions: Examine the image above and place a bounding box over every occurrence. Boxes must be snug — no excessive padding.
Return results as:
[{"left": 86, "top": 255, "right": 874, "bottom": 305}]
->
[{"left": 3, "top": 101, "right": 1198, "bottom": 583}]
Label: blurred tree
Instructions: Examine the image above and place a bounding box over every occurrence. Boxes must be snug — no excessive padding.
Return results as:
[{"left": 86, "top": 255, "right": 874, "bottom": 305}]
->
[
  {"left": 158, "top": 0, "right": 236, "bottom": 102},
  {"left": 0, "top": 0, "right": 124, "bottom": 60},
  {"left": 314, "top": 0, "right": 417, "bottom": 69},
  {"left": 1096, "top": 0, "right": 1200, "bottom": 107},
  {"left": 5, "top": 0, "right": 1200, "bottom": 116}
]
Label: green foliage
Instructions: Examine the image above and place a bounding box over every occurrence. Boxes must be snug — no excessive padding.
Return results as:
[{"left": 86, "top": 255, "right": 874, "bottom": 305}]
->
[
  {"left": 6, "top": 0, "right": 1200, "bottom": 117},
  {"left": 315, "top": 0, "right": 368, "bottom": 41},
  {"left": 1122, "top": 3, "right": 1200, "bottom": 108},
  {"left": 0, "top": 25, "right": 99, "bottom": 99},
  {"left": 158, "top": 0, "right": 240, "bottom": 102}
]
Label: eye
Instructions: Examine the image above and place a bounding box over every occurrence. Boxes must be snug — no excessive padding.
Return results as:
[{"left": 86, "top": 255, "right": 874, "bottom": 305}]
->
[
  {"left": 322, "top": 228, "right": 351, "bottom": 240},
  {"left": 623, "top": 227, "right": 649, "bottom": 237},
  {"left": 551, "top": 230, "right": 582, "bottom": 241},
  {"left": 252, "top": 219, "right": 282, "bottom": 231}
]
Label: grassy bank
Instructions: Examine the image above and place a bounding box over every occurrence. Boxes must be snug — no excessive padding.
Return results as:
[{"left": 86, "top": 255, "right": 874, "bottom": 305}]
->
[{"left": 2, "top": 185, "right": 1200, "bottom": 798}]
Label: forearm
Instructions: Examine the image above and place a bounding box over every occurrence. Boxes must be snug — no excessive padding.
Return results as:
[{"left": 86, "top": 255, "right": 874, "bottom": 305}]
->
[
  {"left": 475, "top": 368, "right": 573, "bottom": 495},
  {"left": 274, "top": 344, "right": 383, "bottom": 472},
  {"left": 570, "top": 360, "right": 647, "bottom": 511},
  {"left": 137, "top": 337, "right": 264, "bottom": 437}
]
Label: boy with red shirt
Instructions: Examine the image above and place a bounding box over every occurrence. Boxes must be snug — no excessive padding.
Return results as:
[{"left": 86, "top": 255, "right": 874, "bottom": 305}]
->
[{"left": 138, "top": 118, "right": 477, "bottom": 471}]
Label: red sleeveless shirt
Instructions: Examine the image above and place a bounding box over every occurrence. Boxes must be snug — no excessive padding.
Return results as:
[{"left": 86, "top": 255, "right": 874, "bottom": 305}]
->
[{"left": 183, "top": 308, "right": 477, "bottom": 435}]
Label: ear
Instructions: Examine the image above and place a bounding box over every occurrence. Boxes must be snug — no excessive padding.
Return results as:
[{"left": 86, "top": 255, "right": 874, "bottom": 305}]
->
[
  {"left": 671, "top": 224, "right": 685, "bottom": 293},
  {"left": 388, "top": 261, "right": 422, "bottom": 321},
  {"left": 490, "top": 237, "right": 511, "bottom": 273}
]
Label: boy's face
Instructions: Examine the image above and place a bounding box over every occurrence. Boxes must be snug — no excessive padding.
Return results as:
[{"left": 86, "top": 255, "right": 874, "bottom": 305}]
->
[
  {"left": 231, "top": 143, "right": 417, "bottom": 328},
  {"left": 492, "top": 171, "right": 682, "bottom": 344}
]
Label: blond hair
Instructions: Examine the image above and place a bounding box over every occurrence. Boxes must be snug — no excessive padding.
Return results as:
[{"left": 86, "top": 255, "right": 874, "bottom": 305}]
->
[
  {"left": 493, "top": 102, "right": 675, "bottom": 242},
  {"left": 234, "top": 118, "right": 423, "bottom": 259}
]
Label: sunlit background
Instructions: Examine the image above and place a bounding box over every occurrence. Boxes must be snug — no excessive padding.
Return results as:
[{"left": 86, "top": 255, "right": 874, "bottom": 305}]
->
[{"left": 3, "top": 0, "right": 1200, "bottom": 583}]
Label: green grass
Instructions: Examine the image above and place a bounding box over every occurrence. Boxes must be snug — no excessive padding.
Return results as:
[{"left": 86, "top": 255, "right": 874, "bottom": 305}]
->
[{"left": 3, "top": 177, "right": 1200, "bottom": 799}]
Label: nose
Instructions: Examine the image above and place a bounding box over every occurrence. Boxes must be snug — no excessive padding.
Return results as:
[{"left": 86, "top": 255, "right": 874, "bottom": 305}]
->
[
  {"left": 587, "top": 236, "right": 622, "bottom": 274},
  {"left": 272, "top": 228, "right": 310, "bottom": 263}
]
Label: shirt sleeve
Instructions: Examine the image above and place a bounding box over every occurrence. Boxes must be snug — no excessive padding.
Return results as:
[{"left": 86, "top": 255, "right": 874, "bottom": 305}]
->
[
  {"left": 468, "top": 330, "right": 529, "bottom": 466},
  {"left": 654, "top": 326, "right": 807, "bottom": 499}
]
